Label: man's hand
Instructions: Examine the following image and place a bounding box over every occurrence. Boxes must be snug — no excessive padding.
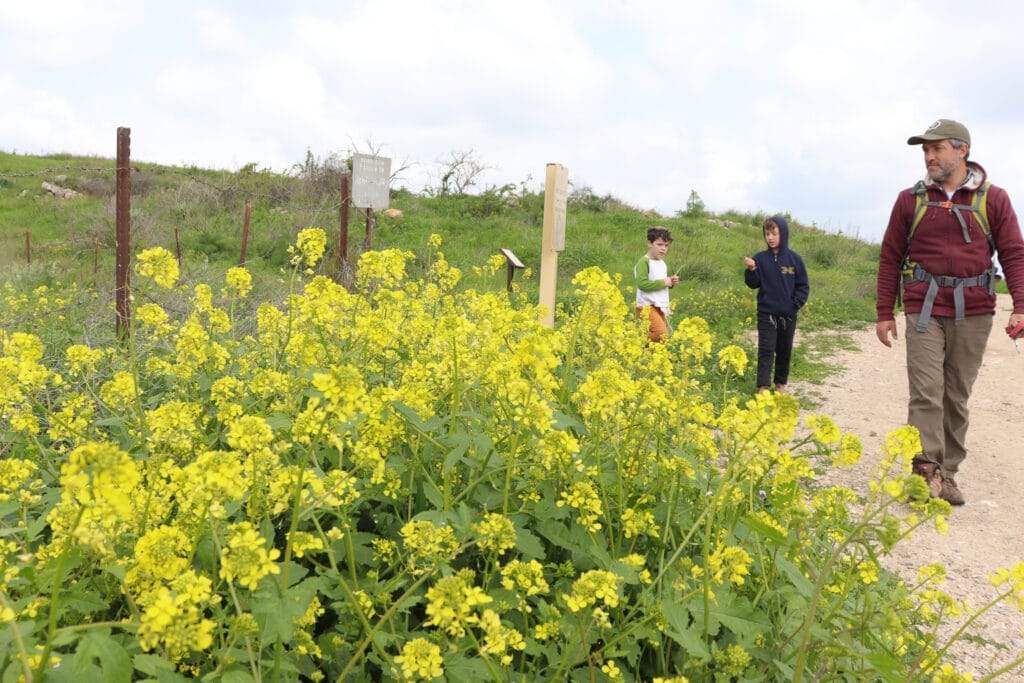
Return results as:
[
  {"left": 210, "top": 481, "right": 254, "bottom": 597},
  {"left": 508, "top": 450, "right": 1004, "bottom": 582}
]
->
[
  {"left": 876, "top": 320, "right": 898, "bottom": 348},
  {"left": 1009, "top": 312, "right": 1024, "bottom": 331}
]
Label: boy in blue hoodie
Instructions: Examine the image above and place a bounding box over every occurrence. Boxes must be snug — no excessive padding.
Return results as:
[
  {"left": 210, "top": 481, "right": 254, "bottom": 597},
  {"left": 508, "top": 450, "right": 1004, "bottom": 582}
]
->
[{"left": 743, "top": 216, "right": 810, "bottom": 393}]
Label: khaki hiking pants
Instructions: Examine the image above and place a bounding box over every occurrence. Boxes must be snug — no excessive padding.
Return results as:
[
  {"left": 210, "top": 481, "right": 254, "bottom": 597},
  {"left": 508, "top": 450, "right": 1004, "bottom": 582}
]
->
[{"left": 905, "top": 312, "right": 992, "bottom": 477}]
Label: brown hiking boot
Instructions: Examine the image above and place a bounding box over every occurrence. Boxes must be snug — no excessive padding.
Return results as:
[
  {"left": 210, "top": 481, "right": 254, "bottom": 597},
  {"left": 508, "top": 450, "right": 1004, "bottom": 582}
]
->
[
  {"left": 911, "top": 462, "right": 944, "bottom": 499},
  {"left": 939, "top": 477, "right": 965, "bottom": 506}
]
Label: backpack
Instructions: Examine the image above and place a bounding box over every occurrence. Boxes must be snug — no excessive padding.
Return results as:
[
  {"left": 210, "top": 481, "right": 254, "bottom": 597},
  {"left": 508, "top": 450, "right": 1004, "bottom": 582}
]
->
[
  {"left": 899, "top": 180, "right": 997, "bottom": 327},
  {"left": 907, "top": 179, "right": 994, "bottom": 252}
]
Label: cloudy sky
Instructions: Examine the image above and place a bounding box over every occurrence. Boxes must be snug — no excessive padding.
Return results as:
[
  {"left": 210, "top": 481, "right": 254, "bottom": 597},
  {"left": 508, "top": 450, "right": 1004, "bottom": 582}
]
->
[{"left": 3, "top": 0, "right": 1024, "bottom": 242}]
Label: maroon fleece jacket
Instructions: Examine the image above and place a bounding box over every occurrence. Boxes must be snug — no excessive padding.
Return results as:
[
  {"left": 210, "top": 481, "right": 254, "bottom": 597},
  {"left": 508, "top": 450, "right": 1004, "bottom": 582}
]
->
[{"left": 876, "top": 161, "right": 1024, "bottom": 322}]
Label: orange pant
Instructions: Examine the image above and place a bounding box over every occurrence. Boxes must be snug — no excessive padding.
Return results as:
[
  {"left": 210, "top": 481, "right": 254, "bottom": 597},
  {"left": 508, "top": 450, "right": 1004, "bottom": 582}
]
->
[{"left": 637, "top": 305, "right": 668, "bottom": 342}]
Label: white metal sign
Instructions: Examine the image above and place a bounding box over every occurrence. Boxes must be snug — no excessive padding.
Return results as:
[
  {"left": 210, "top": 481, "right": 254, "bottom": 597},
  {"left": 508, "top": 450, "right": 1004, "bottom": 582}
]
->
[{"left": 352, "top": 154, "right": 391, "bottom": 209}]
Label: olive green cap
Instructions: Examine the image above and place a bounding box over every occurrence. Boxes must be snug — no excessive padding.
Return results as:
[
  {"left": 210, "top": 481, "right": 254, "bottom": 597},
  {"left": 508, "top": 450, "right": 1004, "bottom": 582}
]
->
[{"left": 907, "top": 119, "right": 970, "bottom": 146}]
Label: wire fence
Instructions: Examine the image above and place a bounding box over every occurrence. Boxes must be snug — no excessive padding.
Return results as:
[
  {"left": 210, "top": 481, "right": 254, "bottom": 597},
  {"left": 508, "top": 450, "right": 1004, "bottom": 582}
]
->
[
  {"left": 2, "top": 139, "right": 375, "bottom": 340},
  {"left": 0, "top": 162, "right": 349, "bottom": 213}
]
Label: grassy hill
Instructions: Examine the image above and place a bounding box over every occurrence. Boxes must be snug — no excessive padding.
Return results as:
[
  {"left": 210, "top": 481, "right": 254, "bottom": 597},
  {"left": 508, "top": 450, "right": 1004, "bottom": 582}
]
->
[{"left": 1, "top": 150, "right": 882, "bottom": 388}]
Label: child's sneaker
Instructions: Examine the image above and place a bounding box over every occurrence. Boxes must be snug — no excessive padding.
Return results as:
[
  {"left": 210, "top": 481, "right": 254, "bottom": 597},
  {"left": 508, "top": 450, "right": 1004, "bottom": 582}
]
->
[{"left": 911, "top": 461, "right": 944, "bottom": 499}]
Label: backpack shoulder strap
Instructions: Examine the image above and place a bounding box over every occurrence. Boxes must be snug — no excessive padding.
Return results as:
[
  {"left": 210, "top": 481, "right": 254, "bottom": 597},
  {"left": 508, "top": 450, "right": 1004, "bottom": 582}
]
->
[
  {"left": 908, "top": 180, "right": 934, "bottom": 242},
  {"left": 974, "top": 181, "right": 994, "bottom": 251}
]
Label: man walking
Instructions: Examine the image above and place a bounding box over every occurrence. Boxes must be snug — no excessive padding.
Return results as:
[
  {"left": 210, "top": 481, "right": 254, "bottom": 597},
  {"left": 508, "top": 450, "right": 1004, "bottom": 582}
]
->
[{"left": 876, "top": 118, "right": 1024, "bottom": 505}]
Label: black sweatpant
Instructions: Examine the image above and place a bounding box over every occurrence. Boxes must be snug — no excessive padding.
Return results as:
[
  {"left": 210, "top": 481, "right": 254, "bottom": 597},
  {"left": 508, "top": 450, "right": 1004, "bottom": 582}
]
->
[{"left": 756, "top": 312, "right": 797, "bottom": 389}]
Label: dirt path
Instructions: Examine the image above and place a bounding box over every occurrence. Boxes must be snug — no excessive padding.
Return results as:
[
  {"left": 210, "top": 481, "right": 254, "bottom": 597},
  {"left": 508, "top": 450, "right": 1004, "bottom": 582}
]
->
[{"left": 792, "top": 293, "right": 1024, "bottom": 678}]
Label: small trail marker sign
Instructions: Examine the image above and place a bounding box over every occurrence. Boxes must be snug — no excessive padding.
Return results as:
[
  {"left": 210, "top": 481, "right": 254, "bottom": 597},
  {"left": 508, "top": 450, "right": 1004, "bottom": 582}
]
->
[{"left": 352, "top": 154, "right": 391, "bottom": 209}]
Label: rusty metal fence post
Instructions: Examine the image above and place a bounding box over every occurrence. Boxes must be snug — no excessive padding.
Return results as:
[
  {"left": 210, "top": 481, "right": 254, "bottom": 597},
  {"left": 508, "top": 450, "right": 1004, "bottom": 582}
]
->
[
  {"left": 240, "top": 201, "right": 251, "bottom": 267},
  {"left": 115, "top": 127, "right": 132, "bottom": 339},
  {"left": 338, "top": 173, "right": 350, "bottom": 281}
]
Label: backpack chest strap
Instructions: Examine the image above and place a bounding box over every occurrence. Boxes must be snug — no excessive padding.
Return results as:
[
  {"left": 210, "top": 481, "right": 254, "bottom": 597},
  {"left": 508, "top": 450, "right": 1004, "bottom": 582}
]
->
[{"left": 917, "top": 198, "right": 978, "bottom": 243}]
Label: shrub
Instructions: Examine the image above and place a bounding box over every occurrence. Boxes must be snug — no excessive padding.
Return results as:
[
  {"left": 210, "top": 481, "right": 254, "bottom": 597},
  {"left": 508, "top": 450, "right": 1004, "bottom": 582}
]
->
[{"left": 74, "top": 175, "right": 115, "bottom": 197}]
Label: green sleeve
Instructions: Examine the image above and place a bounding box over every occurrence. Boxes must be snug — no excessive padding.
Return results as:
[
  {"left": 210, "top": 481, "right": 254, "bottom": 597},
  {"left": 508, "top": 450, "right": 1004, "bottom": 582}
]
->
[{"left": 634, "top": 258, "right": 664, "bottom": 292}]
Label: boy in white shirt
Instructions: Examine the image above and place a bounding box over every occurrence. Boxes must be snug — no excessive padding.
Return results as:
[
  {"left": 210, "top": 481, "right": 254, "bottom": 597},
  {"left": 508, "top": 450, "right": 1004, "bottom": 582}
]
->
[{"left": 633, "top": 226, "right": 679, "bottom": 342}]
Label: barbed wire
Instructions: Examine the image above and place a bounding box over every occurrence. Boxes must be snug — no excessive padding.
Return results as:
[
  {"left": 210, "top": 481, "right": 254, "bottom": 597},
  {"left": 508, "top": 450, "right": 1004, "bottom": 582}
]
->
[
  {"left": 0, "top": 165, "right": 120, "bottom": 178},
  {"left": 0, "top": 164, "right": 359, "bottom": 213}
]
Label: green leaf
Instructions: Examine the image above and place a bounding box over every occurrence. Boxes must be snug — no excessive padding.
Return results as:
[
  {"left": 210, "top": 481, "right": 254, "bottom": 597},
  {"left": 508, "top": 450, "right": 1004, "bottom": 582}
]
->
[
  {"left": 392, "top": 401, "right": 443, "bottom": 433},
  {"left": 535, "top": 518, "right": 587, "bottom": 557},
  {"left": 865, "top": 649, "right": 908, "bottom": 682},
  {"left": 61, "top": 591, "right": 110, "bottom": 616},
  {"left": 774, "top": 555, "right": 815, "bottom": 598},
  {"left": 708, "top": 596, "right": 769, "bottom": 638},
  {"left": 738, "top": 512, "right": 789, "bottom": 544},
  {"left": 661, "top": 598, "right": 709, "bottom": 659},
  {"left": 252, "top": 576, "right": 321, "bottom": 642},
  {"left": 445, "top": 653, "right": 497, "bottom": 680},
  {"left": 513, "top": 527, "right": 546, "bottom": 560},
  {"left": 442, "top": 432, "right": 471, "bottom": 474},
  {"left": 132, "top": 653, "right": 184, "bottom": 678},
  {"left": 67, "top": 631, "right": 132, "bottom": 683},
  {"left": 214, "top": 667, "right": 258, "bottom": 682},
  {"left": 264, "top": 412, "right": 292, "bottom": 432},
  {"left": 420, "top": 478, "right": 444, "bottom": 509}
]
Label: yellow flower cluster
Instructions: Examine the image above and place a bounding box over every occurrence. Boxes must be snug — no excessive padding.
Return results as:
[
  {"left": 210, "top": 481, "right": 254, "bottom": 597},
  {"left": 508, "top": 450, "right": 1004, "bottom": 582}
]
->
[
  {"left": 394, "top": 637, "right": 444, "bottom": 681},
  {"left": 622, "top": 507, "right": 661, "bottom": 539},
  {"left": 501, "top": 559, "right": 550, "bottom": 600},
  {"left": 134, "top": 246, "right": 180, "bottom": 289},
  {"left": 564, "top": 569, "right": 622, "bottom": 613},
  {"left": 425, "top": 569, "right": 493, "bottom": 637},
  {"left": 290, "top": 227, "right": 327, "bottom": 270},
  {"left": 706, "top": 545, "right": 753, "bottom": 586},
  {"left": 714, "top": 643, "right": 752, "bottom": 677},
  {"left": 1, "top": 331, "right": 60, "bottom": 436},
  {"left": 716, "top": 344, "right": 748, "bottom": 376},
  {"left": 400, "top": 520, "right": 459, "bottom": 575},
  {"left": 219, "top": 521, "right": 282, "bottom": 590},
  {"left": 47, "top": 442, "right": 143, "bottom": 557},
  {"left": 224, "top": 266, "right": 253, "bottom": 298},
  {"left": 472, "top": 512, "right": 517, "bottom": 555},
  {"left": 557, "top": 480, "right": 604, "bottom": 533},
  {"left": 137, "top": 574, "right": 217, "bottom": 659}
]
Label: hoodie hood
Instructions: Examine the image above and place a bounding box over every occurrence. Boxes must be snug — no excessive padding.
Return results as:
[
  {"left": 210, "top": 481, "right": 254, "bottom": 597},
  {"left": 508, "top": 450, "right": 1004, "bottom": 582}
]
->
[
  {"left": 766, "top": 215, "right": 790, "bottom": 252},
  {"left": 923, "top": 160, "right": 987, "bottom": 191}
]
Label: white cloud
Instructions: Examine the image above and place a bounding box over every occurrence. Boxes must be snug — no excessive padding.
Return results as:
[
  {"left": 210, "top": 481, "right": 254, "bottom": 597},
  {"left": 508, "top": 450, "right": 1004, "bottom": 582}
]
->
[
  {"left": 0, "top": 1, "right": 142, "bottom": 64},
  {"left": 6, "top": 0, "right": 1024, "bottom": 241}
]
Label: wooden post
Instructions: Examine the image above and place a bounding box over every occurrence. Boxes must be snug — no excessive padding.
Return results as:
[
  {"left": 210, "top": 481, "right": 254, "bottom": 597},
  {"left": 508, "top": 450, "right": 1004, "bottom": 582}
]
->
[
  {"left": 338, "top": 173, "right": 350, "bottom": 278},
  {"left": 115, "top": 127, "right": 132, "bottom": 339},
  {"left": 25, "top": 230, "right": 30, "bottom": 265},
  {"left": 539, "top": 163, "right": 568, "bottom": 327},
  {"left": 240, "top": 201, "right": 251, "bottom": 266},
  {"left": 174, "top": 226, "right": 182, "bottom": 268},
  {"left": 94, "top": 235, "right": 99, "bottom": 275}
]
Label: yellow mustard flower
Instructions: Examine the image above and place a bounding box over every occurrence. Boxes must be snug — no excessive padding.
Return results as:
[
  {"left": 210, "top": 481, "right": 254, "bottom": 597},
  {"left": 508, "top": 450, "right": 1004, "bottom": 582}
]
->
[
  {"left": 564, "top": 569, "right": 622, "bottom": 613},
  {"left": 134, "top": 246, "right": 180, "bottom": 289},
  {"left": 394, "top": 637, "right": 444, "bottom": 681},
  {"left": 472, "top": 512, "right": 517, "bottom": 555},
  {"left": 225, "top": 266, "right": 253, "bottom": 298},
  {"left": 716, "top": 344, "right": 748, "bottom": 376},
  {"left": 219, "top": 521, "right": 281, "bottom": 590}
]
